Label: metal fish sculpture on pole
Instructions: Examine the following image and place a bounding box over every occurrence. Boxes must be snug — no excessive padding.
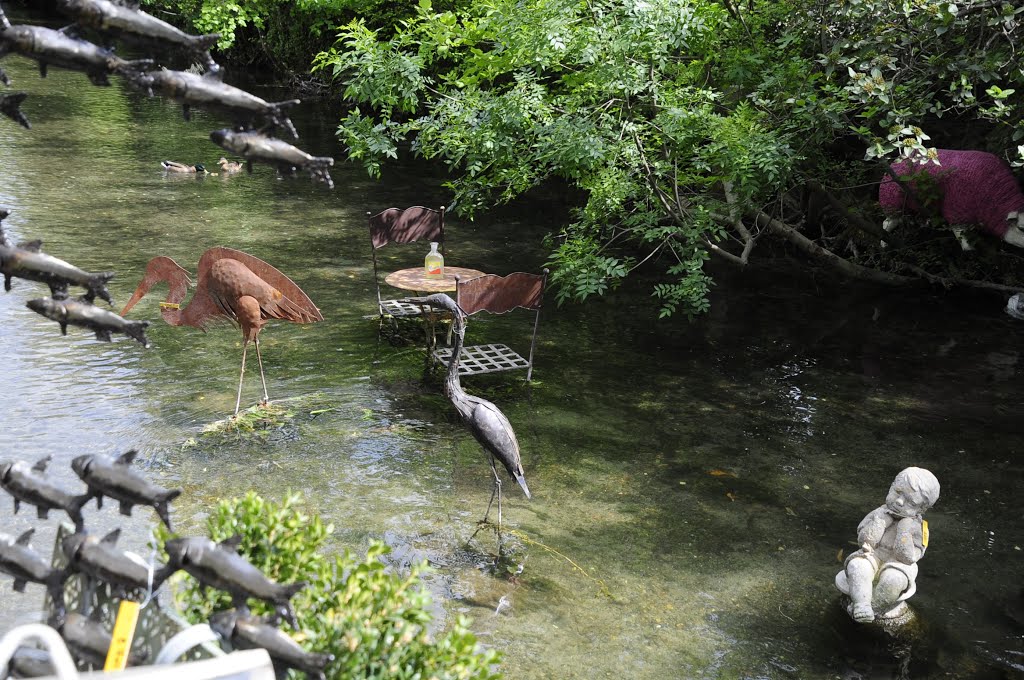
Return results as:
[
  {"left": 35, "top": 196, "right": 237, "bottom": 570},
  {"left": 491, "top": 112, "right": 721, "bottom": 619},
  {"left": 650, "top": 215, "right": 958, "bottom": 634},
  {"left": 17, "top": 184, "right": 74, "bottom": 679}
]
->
[
  {"left": 71, "top": 449, "right": 181, "bottom": 528},
  {"left": 0, "top": 91, "right": 29, "bottom": 128},
  {"left": 61, "top": 612, "right": 149, "bottom": 667},
  {"left": 0, "top": 238, "right": 115, "bottom": 303},
  {"left": 27, "top": 297, "right": 151, "bottom": 347},
  {"left": 210, "top": 609, "right": 334, "bottom": 680},
  {"left": 0, "top": 529, "right": 68, "bottom": 619},
  {"left": 162, "top": 535, "right": 306, "bottom": 628},
  {"left": 210, "top": 128, "right": 334, "bottom": 189},
  {"left": 54, "top": 0, "right": 220, "bottom": 73},
  {"left": 62, "top": 528, "right": 166, "bottom": 597},
  {"left": 0, "top": 456, "right": 87, "bottom": 528},
  {"left": 129, "top": 69, "right": 299, "bottom": 138},
  {"left": 0, "top": 9, "right": 152, "bottom": 86}
]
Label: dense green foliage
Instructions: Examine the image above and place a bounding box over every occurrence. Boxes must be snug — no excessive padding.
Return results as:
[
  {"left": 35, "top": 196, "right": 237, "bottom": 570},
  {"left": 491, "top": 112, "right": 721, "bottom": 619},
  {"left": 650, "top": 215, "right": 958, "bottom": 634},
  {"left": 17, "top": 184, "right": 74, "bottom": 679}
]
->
[
  {"left": 134, "top": 0, "right": 1024, "bottom": 315},
  {"left": 138, "top": 0, "right": 420, "bottom": 72},
  {"left": 156, "top": 492, "right": 501, "bottom": 679},
  {"left": 313, "top": 0, "right": 1024, "bottom": 315}
]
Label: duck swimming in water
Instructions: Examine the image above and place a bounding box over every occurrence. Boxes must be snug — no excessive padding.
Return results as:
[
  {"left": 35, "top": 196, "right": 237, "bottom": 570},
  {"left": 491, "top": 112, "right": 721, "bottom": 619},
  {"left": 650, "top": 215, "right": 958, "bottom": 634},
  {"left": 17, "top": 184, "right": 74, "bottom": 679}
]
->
[
  {"left": 218, "top": 157, "right": 244, "bottom": 174},
  {"left": 161, "top": 160, "right": 206, "bottom": 173}
]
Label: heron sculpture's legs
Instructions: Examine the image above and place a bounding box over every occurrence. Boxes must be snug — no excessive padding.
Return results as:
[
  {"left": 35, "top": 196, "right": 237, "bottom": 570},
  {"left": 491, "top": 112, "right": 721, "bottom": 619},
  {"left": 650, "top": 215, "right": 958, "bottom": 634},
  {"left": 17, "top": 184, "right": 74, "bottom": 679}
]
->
[
  {"left": 483, "top": 456, "right": 503, "bottom": 529},
  {"left": 255, "top": 337, "right": 270, "bottom": 404},
  {"left": 235, "top": 343, "right": 249, "bottom": 416}
]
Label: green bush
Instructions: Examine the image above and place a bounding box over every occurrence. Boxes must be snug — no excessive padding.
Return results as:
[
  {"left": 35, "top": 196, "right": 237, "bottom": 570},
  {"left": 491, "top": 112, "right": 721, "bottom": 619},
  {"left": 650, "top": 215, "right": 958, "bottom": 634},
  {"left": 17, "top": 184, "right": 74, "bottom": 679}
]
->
[{"left": 156, "top": 492, "right": 502, "bottom": 679}]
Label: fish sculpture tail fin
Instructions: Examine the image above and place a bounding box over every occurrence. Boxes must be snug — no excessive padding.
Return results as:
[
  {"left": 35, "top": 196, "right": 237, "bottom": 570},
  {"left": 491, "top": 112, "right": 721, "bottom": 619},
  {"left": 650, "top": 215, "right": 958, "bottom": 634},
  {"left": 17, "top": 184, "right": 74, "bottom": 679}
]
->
[
  {"left": 281, "top": 581, "right": 307, "bottom": 600},
  {"left": 310, "top": 652, "right": 334, "bottom": 674},
  {"left": 123, "top": 68, "right": 155, "bottom": 96},
  {"left": 46, "top": 571, "right": 68, "bottom": 623},
  {"left": 66, "top": 492, "right": 91, "bottom": 530},
  {"left": 80, "top": 271, "right": 115, "bottom": 306},
  {"left": 266, "top": 100, "right": 301, "bottom": 140},
  {"left": 125, "top": 319, "right": 151, "bottom": 348},
  {"left": 0, "top": 92, "right": 31, "bottom": 129},
  {"left": 153, "top": 487, "right": 181, "bottom": 528},
  {"left": 151, "top": 562, "right": 176, "bottom": 591},
  {"left": 306, "top": 157, "right": 334, "bottom": 190},
  {"left": 189, "top": 33, "right": 221, "bottom": 53},
  {"left": 113, "top": 58, "right": 155, "bottom": 82}
]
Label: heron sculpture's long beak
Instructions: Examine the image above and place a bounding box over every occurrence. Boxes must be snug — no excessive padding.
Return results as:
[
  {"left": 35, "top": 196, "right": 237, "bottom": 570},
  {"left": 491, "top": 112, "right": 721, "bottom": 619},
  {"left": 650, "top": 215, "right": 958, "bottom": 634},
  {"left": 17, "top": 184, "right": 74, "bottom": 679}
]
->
[
  {"left": 515, "top": 474, "right": 531, "bottom": 500},
  {"left": 120, "top": 277, "right": 155, "bottom": 316}
]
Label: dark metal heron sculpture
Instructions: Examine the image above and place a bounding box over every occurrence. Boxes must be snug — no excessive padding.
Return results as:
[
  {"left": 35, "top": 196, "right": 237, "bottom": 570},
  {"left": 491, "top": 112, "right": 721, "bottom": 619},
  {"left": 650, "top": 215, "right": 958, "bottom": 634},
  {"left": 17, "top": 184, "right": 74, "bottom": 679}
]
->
[{"left": 400, "top": 293, "right": 531, "bottom": 525}]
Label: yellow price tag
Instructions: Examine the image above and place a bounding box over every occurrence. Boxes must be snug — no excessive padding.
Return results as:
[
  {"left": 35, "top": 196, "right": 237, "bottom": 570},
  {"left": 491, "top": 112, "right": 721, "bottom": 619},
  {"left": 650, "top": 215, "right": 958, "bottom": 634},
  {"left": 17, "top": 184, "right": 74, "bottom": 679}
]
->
[
  {"left": 104, "top": 600, "right": 141, "bottom": 671},
  {"left": 922, "top": 520, "right": 929, "bottom": 548}
]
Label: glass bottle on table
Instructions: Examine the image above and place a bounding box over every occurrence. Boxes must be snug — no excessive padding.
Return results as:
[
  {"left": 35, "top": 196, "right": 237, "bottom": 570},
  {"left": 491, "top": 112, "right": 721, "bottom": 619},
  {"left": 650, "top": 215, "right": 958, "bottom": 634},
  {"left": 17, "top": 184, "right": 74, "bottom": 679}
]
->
[{"left": 424, "top": 241, "right": 444, "bottom": 279}]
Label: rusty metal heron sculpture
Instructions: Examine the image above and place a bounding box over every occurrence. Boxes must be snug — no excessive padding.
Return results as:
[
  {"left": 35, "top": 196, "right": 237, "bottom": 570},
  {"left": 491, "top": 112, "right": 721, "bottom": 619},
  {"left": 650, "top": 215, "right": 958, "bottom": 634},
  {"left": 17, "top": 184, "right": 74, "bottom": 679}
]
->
[
  {"left": 120, "top": 247, "right": 323, "bottom": 414},
  {"left": 399, "top": 293, "right": 531, "bottom": 524}
]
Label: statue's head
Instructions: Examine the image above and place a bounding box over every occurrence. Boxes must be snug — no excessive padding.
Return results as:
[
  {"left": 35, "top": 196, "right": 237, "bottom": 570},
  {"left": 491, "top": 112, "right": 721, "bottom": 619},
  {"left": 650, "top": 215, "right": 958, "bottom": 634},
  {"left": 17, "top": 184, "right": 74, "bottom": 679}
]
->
[{"left": 886, "top": 467, "right": 940, "bottom": 518}]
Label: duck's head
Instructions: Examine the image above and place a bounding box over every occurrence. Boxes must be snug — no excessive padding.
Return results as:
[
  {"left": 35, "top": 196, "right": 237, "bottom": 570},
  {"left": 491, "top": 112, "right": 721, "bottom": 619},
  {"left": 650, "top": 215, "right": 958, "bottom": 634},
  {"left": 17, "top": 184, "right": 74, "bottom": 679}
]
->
[{"left": 194, "top": 163, "right": 206, "bottom": 173}]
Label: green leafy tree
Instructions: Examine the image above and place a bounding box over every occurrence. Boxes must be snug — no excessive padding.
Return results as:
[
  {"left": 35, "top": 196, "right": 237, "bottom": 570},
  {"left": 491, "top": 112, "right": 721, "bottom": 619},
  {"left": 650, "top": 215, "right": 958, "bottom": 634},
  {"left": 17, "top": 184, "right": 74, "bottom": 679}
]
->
[
  {"left": 139, "top": 0, "right": 421, "bottom": 71},
  {"left": 315, "top": 0, "right": 1024, "bottom": 316},
  {"left": 157, "top": 492, "right": 501, "bottom": 679}
]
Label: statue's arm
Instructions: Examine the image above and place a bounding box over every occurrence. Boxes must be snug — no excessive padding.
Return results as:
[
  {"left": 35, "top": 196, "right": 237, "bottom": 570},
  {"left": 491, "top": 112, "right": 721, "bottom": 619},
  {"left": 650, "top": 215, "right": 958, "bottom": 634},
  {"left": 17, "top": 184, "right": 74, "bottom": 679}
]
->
[
  {"left": 892, "top": 517, "right": 924, "bottom": 564},
  {"left": 856, "top": 507, "right": 893, "bottom": 549}
]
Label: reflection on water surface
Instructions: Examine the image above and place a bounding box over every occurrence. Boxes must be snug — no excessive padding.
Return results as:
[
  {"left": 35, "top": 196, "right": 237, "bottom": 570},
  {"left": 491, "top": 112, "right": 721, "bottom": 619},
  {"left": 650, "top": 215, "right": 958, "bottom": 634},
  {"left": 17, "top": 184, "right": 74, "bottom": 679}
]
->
[{"left": 1, "top": 45, "right": 1023, "bottom": 680}]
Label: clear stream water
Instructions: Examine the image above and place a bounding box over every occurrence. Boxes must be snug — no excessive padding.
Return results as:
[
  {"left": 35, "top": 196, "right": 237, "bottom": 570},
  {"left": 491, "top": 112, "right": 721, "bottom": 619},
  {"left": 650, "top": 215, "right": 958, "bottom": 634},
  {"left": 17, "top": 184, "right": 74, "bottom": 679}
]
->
[{"left": 1, "top": 34, "right": 1023, "bottom": 680}]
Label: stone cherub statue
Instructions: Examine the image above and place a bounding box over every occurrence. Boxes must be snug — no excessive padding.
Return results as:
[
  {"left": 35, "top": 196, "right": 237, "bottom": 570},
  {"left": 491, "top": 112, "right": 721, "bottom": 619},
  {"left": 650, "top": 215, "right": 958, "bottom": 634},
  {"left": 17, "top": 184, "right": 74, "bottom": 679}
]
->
[{"left": 835, "top": 467, "right": 940, "bottom": 623}]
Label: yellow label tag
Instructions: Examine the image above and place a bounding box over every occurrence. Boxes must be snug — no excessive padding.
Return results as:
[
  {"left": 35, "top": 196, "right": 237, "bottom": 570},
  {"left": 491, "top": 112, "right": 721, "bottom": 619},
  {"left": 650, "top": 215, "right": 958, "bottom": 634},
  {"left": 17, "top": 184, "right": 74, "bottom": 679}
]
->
[
  {"left": 159, "top": 302, "right": 180, "bottom": 309},
  {"left": 104, "top": 600, "right": 140, "bottom": 671},
  {"left": 922, "top": 520, "right": 929, "bottom": 548}
]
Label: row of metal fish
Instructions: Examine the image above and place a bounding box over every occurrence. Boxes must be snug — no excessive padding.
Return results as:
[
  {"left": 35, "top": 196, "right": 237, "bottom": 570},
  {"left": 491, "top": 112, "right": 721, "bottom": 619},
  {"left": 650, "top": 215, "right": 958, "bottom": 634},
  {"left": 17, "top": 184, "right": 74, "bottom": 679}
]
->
[
  {"left": 2, "top": 3, "right": 338, "bottom": 676},
  {"left": 0, "top": 208, "right": 151, "bottom": 346},
  {"left": 0, "top": 0, "right": 335, "bottom": 187},
  {"left": 0, "top": 450, "right": 333, "bottom": 678}
]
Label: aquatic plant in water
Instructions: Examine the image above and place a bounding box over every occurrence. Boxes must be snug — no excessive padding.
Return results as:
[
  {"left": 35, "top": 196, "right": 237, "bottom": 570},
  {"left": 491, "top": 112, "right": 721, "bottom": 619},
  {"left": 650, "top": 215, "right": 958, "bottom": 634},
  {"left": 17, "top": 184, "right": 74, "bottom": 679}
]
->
[{"left": 156, "top": 492, "right": 502, "bottom": 679}]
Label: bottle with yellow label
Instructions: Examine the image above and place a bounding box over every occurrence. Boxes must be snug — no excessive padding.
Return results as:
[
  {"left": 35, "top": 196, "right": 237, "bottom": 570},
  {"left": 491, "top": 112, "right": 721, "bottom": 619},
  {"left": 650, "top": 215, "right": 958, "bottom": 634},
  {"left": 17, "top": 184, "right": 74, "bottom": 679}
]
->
[{"left": 424, "top": 241, "right": 444, "bottom": 278}]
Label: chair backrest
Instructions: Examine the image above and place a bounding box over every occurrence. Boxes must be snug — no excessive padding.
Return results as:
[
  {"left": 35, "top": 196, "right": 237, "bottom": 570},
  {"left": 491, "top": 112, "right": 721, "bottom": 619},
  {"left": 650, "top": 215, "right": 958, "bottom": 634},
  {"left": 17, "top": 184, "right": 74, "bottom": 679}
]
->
[
  {"left": 369, "top": 206, "right": 446, "bottom": 308},
  {"left": 455, "top": 271, "right": 546, "bottom": 316},
  {"left": 369, "top": 206, "right": 445, "bottom": 250},
  {"left": 455, "top": 270, "right": 548, "bottom": 380}
]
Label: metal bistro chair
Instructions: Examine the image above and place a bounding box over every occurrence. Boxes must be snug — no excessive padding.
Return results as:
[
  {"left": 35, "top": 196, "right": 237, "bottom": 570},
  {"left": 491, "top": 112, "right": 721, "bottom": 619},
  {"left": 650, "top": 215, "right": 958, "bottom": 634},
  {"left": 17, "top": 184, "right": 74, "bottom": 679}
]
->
[
  {"left": 369, "top": 205, "right": 447, "bottom": 334},
  {"left": 433, "top": 270, "right": 548, "bottom": 381}
]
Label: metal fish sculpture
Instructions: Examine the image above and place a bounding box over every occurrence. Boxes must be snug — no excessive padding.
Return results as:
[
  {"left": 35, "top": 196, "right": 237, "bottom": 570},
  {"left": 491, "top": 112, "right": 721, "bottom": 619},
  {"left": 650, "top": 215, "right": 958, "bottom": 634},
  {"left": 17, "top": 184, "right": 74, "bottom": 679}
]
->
[
  {"left": 0, "top": 456, "right": 87, "bottom": 528},
  {"left": 54, "top": 0, "right": 220, "bottom": 72},
  {"left": 62, "top": 528, "right": 165, "bottom": 597},
  {"left": 210, "top": 609, "right": 334, "bottom": 680},
  {"left": 27, "top": 297, "right": 151, "bottom": 347},
  {"left": 7, "top": 645, "right": 56, "bottom": 678},
  {"left": 71, "top": 450, "right": 180, "bottom": 528},
  {"left": 0, "top": 13, "right": 152, "bottom": 86},
  {"left": 61, "top": 612, "right": 148, "bottom": 667},
  {"left": 209, "top": 129, "right": 334, "bottom": 189},
  {"left": 0, "top": 91, "right": 30, "bottom": 128},
  {"left": 0, "top": 529, "right": 68, "bottom": 618},
  {"left": 163, "top": 536, "right": 305, "bottom": 628},
  {"left": 0, "top": 238, "right": 115, "bottom": 303},
  {"left": 130, "top": 69, "right": 299, "bottom": 138}
]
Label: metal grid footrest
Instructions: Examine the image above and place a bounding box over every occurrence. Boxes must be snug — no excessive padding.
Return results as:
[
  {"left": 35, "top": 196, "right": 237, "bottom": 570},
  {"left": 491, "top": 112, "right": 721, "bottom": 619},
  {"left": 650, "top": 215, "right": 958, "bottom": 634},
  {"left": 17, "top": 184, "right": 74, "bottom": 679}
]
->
[
  {"left": 432, "top": 344, "right": 529, "bottom": 375},
  {"left": 381, "top": 299, "right": 431, "bottom": 317}
]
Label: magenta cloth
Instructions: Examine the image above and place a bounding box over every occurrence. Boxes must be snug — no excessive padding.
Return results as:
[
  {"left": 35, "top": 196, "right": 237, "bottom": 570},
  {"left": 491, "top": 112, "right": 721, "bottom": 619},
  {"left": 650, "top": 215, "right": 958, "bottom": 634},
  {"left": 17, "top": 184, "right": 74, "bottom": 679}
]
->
[{"left": 878, "top": 149, "right": 1024, "bottom": 238}]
